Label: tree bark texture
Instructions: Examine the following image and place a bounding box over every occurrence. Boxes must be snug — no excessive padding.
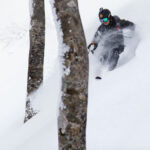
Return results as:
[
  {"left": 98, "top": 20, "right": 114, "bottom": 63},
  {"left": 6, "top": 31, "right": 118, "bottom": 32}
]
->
[
  {"left": 24, "top": 0, "right": 45, "bottom": 122},
  {"left": 54, "top": 0, "right": 89, "bottom": 149}
]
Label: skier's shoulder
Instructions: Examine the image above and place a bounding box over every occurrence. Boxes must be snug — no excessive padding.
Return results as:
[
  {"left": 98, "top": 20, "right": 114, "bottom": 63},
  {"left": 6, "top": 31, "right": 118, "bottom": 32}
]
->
[
  {"left": 119, "top": 18, "right": 135, "bottom": 29},
  {"left": 113, "top": 15, "right": 121, "bottom": 21},
  {"left": 112, "top": 15, "right": 135, "bottom": 29},
  {"left": 112, "top": 15, "right": 121, "bottom": 26}
]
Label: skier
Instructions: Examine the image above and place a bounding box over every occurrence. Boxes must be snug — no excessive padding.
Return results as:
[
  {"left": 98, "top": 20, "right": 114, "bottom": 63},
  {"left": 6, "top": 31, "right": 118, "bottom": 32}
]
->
[{"left": 88, "top": 8, "right": 135, "bottom": 79}]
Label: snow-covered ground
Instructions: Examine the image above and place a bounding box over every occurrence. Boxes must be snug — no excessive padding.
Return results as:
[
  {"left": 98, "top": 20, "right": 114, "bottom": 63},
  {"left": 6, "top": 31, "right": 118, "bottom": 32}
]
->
[{"left": 0, "top": 0, "right": 150, "bottom": 149}]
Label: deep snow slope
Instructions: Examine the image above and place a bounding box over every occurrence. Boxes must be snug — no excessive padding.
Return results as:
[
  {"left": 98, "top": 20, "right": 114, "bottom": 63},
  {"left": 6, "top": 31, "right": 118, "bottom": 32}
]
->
[
  {"left": 0, "top": 0, "right": 29, "bottom": 137},
  {"left": 0, "top": 0, "right": 60, "bottom": 149},
  {"left": 0, "top": 0, "right": 150, "bottom": 150},
  {"left": 84, "top": 0, "right": 150, "bottom": 149}
]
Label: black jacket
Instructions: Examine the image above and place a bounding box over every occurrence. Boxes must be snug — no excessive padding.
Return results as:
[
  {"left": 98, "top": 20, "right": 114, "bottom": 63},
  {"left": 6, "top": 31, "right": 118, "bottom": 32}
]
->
[{"left": 92, "top": 16, "right": 135, "bottom": 49}]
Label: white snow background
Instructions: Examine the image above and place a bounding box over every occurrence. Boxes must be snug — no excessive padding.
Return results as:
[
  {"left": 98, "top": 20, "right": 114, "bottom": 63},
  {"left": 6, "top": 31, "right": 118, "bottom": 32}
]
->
[{"left": 0, "top": 0, "right": 150, "bottom": 149}]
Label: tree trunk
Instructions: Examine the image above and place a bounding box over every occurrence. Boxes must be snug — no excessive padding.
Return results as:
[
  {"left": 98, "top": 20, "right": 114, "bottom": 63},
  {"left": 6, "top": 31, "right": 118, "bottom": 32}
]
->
[
  {"left": 24, "top": 0, "right": 45, "bottom": 122},
  {"left": 53, "top": 0, "right": 89, "bottom": 149}
]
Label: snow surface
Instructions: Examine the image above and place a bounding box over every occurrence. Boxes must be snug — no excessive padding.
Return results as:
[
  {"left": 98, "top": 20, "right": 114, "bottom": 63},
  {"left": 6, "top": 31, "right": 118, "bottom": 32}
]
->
[{"left": 0, "top": 0, "right": 150, "bottom": 149}]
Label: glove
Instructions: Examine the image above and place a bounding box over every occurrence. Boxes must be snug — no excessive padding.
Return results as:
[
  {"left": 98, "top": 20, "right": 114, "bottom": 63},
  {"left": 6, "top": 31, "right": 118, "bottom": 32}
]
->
[{"left": 88, "top": 42, "right": 98, "bottom": 54}]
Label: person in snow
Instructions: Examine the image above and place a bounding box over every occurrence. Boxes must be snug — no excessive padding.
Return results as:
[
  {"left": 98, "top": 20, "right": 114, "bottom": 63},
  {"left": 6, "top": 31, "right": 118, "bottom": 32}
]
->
[{"left": 88, "top": 8, "right": 135, "bottom": 79}]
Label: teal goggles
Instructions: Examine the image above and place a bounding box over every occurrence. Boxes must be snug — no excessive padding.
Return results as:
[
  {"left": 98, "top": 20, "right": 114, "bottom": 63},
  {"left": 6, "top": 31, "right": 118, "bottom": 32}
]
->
[{"left": 100, "top": 17, "right": 108, "bottom": 23}]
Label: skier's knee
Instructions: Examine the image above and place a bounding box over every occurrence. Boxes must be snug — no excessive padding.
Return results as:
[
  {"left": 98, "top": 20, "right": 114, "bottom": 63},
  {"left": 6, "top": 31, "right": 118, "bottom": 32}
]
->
[
  {"left": 113, "top": 45, "right": 124, "bottom": 55},
  {"left": 108, "top": 60, "right": 118, "bottom": 71},
  {"left": 108, "top": 52, "right": 119, "bottom": 71},
  {"left": 118, "top": 45, "right": 124, "bottom": 54}
]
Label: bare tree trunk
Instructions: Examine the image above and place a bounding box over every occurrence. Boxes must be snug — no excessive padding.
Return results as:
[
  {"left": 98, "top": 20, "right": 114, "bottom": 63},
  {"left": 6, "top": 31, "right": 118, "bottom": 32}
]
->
[
  {"left": 53, "top": 0, "right": 89, "bottom": 149},
  {"left": 24, "top": 0, "right": 45, "bottom": 122}
]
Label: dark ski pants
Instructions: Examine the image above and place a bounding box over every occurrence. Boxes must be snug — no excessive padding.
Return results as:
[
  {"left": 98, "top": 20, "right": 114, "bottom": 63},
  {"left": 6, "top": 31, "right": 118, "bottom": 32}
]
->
[{"left": 100, "top": 45, "right": 124, "bottom": 71}]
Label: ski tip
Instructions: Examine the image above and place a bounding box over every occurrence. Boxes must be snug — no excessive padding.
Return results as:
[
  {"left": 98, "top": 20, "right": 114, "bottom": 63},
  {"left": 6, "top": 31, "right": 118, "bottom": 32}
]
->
[{"left": 95, "top": 76, "right": 102, "bottom": 80}]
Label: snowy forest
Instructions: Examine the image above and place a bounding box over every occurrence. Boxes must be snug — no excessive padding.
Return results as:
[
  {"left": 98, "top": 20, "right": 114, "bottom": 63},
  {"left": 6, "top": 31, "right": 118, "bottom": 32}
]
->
[{"left": 1, "top": 0, "right": 150, "bottom": 149}]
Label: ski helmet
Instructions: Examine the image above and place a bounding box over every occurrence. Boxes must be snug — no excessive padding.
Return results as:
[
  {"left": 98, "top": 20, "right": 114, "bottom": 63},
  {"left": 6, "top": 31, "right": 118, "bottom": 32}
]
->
[{"left": 99, "top": 8, "right": 111, "bottom": 20}]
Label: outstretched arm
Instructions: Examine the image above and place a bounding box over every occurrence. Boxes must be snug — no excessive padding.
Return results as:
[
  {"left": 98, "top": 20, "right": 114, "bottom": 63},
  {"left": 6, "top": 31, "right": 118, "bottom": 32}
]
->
[{"left": 120, "top": 19, "right": 135, "bottom": 30}]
